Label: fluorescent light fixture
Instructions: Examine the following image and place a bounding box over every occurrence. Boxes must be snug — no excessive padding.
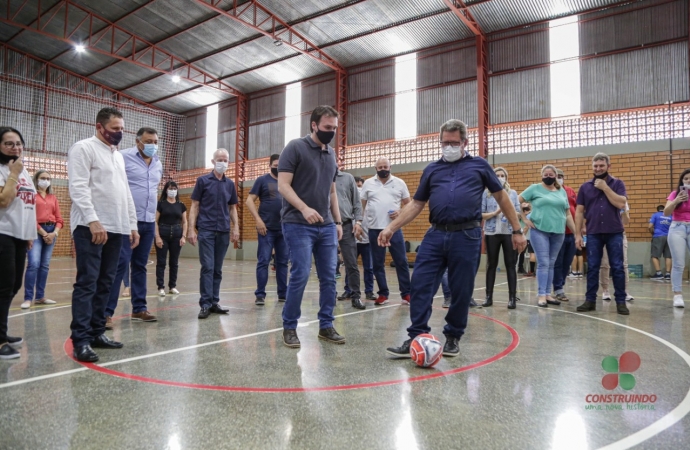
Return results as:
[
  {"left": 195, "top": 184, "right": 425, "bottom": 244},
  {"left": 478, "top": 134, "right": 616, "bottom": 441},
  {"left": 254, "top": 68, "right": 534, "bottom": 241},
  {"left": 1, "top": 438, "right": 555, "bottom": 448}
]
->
[
  {"left": 171, "top": 75, "right": 181, "bottom": 83},
  {"left": 75, "top": 44, "right": 85, "bottom": 53}
]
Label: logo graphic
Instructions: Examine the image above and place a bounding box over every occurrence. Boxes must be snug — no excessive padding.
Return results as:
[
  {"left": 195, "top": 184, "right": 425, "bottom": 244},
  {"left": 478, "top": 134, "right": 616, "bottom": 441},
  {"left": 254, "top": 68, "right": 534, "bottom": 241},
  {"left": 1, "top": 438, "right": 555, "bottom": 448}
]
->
[{"left": 601, "top": 351, "right": 640, "bottom": 390}]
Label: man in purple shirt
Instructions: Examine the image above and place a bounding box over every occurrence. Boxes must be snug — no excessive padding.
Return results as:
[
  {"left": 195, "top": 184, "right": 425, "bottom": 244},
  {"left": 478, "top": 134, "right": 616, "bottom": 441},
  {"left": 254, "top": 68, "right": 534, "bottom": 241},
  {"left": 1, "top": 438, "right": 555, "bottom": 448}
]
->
[
  {"left": 105, "top": 127, "right": 162, "bottom": 326},
  {"left": 574, "top": 152, "right": 629, "bottom": 315}
]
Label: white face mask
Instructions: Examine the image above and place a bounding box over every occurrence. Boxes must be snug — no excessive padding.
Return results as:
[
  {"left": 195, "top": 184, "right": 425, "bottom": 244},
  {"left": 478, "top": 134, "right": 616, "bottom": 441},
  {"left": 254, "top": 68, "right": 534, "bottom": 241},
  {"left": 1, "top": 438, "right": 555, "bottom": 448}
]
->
[
  {"left": 442, "top": 145, "right": 463, "bottom": 162},
  {"left": 214, "top": 161, "right": 228, "bottom": 174},
  {"left": 38, "top": 179, "right": 50, "bottom": 189},
  {"left": 167, "top": 190, "right": 177, "bottom": 198},
  {"left": 684, "top": 182, "right": 690, "bottom": 188},
  {"left": 558, "top": 177, "right": 564, "bottom": 185},
  {"left": 497, "top": 176, "right": 506, "bottom": 186}
]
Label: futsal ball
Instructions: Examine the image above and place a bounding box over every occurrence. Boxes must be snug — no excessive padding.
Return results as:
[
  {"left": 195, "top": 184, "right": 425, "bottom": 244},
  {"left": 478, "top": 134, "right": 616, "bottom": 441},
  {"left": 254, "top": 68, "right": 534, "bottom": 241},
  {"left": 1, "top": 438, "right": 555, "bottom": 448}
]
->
[{"left": 410, "top": 334, "right": 443, "bottom": 368}]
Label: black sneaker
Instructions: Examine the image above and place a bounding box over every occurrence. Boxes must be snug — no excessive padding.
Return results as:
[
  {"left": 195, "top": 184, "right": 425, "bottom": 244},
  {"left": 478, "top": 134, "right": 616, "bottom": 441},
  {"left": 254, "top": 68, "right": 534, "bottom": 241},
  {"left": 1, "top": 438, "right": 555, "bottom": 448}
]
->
[
  {"left": 7, "top": 336, "right": 23, "bottom": 346},
  {"left": 337, "top": 291, "right": 352, "bottom": 301},
  {"left": 665, "top": 273, "right": 671, "bottom": 281},
  {"left": 278, "top": 297, "right": 286, "bottom": 303},
  {"left": 318, "top": 327, "right": 346, "bottom": 344},
  {"left": 616, "top": 303, "right": 630, "bottom": 315},
  {"left": 469, "top": 298, "right": 481, "bottom": 308},
  {"left": 650, "top": 272, "right": 664, "bottom": 281},
  {"left": 0, "top": 343, "right": 20, "bottom": 360},
  {"left": 198, "top": 307, "right": 211, "bottom": 319},
  {"left": 365, "top": 292, "right": 377, "bottom": 301},
  {"left": 386, "top": 339, "right": 412, "bottom": 358},
  {"left": 283, "top": 329, "right": 300, "bottom": 348},
  {"left": 576, "top": 301, "right": 596, "bottom": 312},
  {"left": 442, "top": 297, "right": 451, "bottom": 309},
  {"left": 255, "top": 296, "right": 265, "bottom": 306},
  {"left": 443, "top": 335, "right": 460, "bottom": 356}
]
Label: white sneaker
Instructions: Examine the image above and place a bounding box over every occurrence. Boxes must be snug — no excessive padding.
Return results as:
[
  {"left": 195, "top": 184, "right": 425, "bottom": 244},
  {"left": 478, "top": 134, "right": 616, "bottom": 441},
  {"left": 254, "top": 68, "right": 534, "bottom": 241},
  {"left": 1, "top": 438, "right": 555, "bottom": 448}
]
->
[
  {"left": 158, "top": 289, "right": 166, "bottom": 296},
  {"left": 602, "top": 290, "right": 611, "bottom": 300},
  {"left": 674, "top": 295, "right": 685, "bottom": 308},
  {"left": 625, "top": 294, "right": 634, "bottom": 302},
  {"left": 35, "top": 298, "right": 57, "bottom": 305},
  {"left": 169, "top": 288, "right": 180, "bottom": 295},
  {"left": 20, "top": 301, "right": 31, "bottom": 309}
]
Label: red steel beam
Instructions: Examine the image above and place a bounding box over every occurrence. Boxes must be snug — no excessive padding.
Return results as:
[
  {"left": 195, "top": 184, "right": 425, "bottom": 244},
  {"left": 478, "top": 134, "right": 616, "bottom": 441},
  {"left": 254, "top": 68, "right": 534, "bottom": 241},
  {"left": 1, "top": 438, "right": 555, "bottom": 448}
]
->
[
  {"left": 234, "top": 95, "right": 249, "bottom": 249},
  {"left": 0, "top": 0, "right": 244, "bottom": 98},
  {"left": 335, "top": 69, "right": 347, "bottom": 167}
]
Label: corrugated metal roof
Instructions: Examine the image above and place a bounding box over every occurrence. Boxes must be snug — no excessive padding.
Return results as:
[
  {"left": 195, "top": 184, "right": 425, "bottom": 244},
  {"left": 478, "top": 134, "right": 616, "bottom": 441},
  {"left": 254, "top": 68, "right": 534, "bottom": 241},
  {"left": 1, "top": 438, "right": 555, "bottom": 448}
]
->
[
  {"left": 256, "top": 0, "right": 349, "bottom": 23},
  {"left": 154, "top": 86, "right": 234, "bottom": 114},
  {"left": 88, "top": 61, "right": 160, "bottom": 90},
  {"left": 123, "top": 76, "right": 199, "bottom": 103}
]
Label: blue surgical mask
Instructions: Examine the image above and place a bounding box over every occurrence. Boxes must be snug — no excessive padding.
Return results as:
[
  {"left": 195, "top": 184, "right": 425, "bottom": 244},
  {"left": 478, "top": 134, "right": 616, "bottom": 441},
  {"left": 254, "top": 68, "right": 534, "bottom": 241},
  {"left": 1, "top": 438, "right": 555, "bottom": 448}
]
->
[{"left": 142, "top": 143, "right": 158, "bottom": 158}]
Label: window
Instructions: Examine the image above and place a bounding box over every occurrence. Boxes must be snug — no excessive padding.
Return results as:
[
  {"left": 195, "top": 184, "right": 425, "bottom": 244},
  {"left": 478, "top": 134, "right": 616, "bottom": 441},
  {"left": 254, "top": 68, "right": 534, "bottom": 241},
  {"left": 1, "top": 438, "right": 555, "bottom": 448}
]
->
[
  {"left": 395, "top": 53, "right": 417, "bottom": 139},
  {"left": 205, "top": 103, "right": 218, "bottom": 168},
  {"left": 285, "top": 82, "right": 302, "bottom": 145},
  {"left": 549, "top": 15, "right": 580, "bottom": 118}
]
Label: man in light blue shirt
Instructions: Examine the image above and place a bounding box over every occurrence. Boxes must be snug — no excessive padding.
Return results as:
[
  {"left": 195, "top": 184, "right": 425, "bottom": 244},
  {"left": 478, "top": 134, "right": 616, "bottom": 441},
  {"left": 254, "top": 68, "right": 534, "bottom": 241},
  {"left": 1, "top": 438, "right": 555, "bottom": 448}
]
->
[{"left": 105, "top": 127, "right": 162, "bottom": 326}]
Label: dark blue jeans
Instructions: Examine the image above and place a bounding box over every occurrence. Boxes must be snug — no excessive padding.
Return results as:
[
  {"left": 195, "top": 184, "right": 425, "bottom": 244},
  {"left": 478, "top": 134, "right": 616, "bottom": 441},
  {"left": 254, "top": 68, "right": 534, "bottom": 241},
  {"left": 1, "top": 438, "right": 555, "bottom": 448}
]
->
[
  {"left": 71, "top": 226, "right": 123, "bottom": 347},
  {"left": 255, "top": 229, "right": 288, "bottom": 299},
  {"left": 586, "top": 233, "right": 626, "bottom": 303},
  {"left": 368, "top": 229, "right": 410, "bottom": 297},
  {"left": 106, "top": 221, "right": 155, "bottom": 316},
  {"left": 24, "top": 224, "right": 56, "bottom": 301},
  {"left": 282, "top": 222, "right": 337, "bottom": 330},
  {"left": 344, "top": 243, "right": 374, "bottom": 294},
  {"left": 553, "top": 233, "right": 576, "bottom": 295},
  {"left": 440, "top": 269, "right": 451, "bottom": 298},
  {"left": 198, "top": 228, "right": 230, "bottom": 308},
  {"left": 408, "top": 227, "right": 482, "bottom": 339}
]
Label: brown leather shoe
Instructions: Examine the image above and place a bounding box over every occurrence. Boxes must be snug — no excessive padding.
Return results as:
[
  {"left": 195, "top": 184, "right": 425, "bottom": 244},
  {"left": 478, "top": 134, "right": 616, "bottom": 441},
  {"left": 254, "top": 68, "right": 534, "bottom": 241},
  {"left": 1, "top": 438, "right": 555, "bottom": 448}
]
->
[
  {"left": 105, "top": 316, "right": 113, "bottom": 330},
  {"left": 131, "top": 311, "right": 157, "bottom": 322}
]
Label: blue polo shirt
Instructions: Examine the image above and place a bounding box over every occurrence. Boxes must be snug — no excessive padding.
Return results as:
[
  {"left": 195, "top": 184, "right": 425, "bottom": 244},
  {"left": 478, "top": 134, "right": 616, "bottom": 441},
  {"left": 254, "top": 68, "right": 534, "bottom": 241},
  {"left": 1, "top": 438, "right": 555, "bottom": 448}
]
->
[
  {"left": 576, "top": 175, "right": 627, "bottom": 235},
  {"left": 414, "top": 155, "right": 503, "bottom": 224},
  {"left": 649, "top": 211, "right": 672, "bottom": 237},
  {"left": 248, "top": 173, "right": 283, "bottom": 231},
  {"left": 190, "top": 171, "right": 238, "bottom": 232}
]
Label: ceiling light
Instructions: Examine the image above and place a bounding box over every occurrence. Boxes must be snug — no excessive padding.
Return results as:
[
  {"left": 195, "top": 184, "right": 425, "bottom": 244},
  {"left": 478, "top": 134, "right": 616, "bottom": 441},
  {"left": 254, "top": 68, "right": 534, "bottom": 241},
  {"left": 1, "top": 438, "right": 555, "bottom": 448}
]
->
[
  {"left": 273, "top": 39, "right": 283, "bottom": 46},
  {"left": 75, "top": 44, "right": 85, "bottom": 53},
  {"left": 171, "top": 75, "right": 181, "bottom": 83}
]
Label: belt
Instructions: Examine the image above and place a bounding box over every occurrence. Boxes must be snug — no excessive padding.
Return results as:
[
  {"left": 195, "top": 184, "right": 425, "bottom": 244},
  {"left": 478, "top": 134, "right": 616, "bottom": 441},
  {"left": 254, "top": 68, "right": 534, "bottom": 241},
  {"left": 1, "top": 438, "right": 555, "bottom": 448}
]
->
[
  {"left": 431, "top": 221, "right": 481, "bottom": 232},
  {"left": 39, "top": 222, "right": 55, "bottom": 226}
]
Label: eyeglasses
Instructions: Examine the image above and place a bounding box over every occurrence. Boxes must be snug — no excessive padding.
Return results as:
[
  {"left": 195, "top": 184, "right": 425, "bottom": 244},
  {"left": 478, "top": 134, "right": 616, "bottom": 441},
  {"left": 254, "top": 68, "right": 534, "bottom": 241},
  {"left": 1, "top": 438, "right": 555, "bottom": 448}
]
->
[
  {"left": 2, "top": 141, "right": 23, "bottom": 148},
  {"left": 440, "top": 141, "right": 463, "bottom": 147}
]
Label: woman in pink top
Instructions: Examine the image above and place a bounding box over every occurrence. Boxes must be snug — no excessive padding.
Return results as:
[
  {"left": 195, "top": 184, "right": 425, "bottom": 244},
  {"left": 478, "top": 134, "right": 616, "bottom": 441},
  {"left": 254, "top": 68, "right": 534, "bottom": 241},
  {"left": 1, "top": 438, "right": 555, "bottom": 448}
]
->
[{"left": 664, "top": 168, "right": 690, "bottom": 308}]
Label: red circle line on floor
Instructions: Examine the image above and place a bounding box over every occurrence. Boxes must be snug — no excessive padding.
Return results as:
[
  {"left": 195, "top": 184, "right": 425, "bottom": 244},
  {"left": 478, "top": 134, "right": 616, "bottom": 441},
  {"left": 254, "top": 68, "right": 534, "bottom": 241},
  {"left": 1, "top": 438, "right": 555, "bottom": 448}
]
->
[{"left": 63, "top": 312, "right": 519, "bottom": 393}]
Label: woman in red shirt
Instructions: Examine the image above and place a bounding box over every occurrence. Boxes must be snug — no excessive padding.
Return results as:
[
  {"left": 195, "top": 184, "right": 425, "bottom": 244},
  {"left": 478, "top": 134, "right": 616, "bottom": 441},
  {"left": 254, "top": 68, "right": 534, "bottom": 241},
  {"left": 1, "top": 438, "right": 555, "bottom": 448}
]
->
[{"left": 22, "top": 170, "right": 63, "bottom": 309}]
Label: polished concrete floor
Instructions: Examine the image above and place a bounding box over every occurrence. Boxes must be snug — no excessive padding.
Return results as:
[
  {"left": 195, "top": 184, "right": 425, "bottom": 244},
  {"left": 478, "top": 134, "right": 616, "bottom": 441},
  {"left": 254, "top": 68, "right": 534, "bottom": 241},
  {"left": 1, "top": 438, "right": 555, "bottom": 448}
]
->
[{"left": 1, "top": 257, "right": 689, "bottom": 450}]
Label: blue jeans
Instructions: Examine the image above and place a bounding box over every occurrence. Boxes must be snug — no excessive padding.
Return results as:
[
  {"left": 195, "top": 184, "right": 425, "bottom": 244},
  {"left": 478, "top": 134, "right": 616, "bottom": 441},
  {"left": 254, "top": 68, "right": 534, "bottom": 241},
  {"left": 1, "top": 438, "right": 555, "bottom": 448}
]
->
[
  {"left": 440, "top": 269, "right": 451, "bottom": 298},
  {"left": 198, "top": 229, "right": 230, "bottom": 308},
  {"left": 344, "top": 243, "right": 374, "bottom": 294},
  {"left": 24, "top": 224, "right": 56, "bottom": 301},
  {"left": 106, "top": 221, "right": 155, "bottom": 316},
  {"left": 529, "top": 228, "right": 565, "bottom": 297},
  {"left": 282, "top": 222, "right": 337, "bottom": 330},
  {"left": 667, "top": 222, "right": 690, "bottom": 292},
  {"left": 368, "top": 229, "right": 410, "bottom": 297},
  {"left": 586, "top": 233, "right": 625, "bottom": 303},
  {"left": 408, "top": 227, "right": 482, "bottom": 339},
  {"left": 553, "top": 233, "right": 576, "bottom": 295},
  {"left": 255, "top": 229, "right": 288, "bottom": 298},
  {"left": 71, "top": 226, "right": 123, "bottom": 347}
]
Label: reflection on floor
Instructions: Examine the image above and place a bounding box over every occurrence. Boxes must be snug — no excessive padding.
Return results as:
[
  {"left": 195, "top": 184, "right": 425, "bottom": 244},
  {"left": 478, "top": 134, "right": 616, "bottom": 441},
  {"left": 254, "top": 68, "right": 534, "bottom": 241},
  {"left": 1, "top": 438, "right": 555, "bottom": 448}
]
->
[{"left": 1, "top": 257, "right": 689, "bottom": 449}]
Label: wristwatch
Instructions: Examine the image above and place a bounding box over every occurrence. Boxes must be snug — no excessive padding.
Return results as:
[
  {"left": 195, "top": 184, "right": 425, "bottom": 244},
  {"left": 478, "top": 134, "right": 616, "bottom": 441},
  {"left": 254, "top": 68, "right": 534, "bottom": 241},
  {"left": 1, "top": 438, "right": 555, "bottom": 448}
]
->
[
  {"left": 512, "top": 229, "right": 524, "bottom": 235},
  {"left": 335, "top": 221, "right": 343, "bottom": 225}
]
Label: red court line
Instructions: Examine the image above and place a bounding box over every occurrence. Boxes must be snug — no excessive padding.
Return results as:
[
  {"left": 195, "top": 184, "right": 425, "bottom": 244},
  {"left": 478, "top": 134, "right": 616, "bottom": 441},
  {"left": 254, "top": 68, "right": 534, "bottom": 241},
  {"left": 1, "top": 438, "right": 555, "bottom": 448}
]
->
[{"left": 63, "top": 312, "right": 519, "bottom": 393}]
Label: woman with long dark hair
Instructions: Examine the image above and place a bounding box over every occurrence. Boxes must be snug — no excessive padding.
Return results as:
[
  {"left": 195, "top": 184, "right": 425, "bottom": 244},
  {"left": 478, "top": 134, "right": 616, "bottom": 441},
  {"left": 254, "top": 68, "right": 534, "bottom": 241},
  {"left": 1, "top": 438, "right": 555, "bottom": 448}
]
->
[
  {"left": 481, "top": 167, "right": 521, "bottom": 309},
  {"left": 664, "top": 168, "right": 690, "bottom": 308},
  {"left": 154, "top": 180, "right": 187, "bottom": 296},
  {"left": 0, "top": 127, "right": 37, "bottom": 360},
  {"left": 22, "top": 169, "right": 63, "bottom": 309}
]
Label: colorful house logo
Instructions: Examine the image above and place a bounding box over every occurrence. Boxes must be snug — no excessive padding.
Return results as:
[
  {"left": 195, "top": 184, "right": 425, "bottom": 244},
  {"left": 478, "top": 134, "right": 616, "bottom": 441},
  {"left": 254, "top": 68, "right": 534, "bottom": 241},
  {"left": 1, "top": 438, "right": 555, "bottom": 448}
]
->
[{"left": 601, "top": 351, "right": 641, "bottom": 390}]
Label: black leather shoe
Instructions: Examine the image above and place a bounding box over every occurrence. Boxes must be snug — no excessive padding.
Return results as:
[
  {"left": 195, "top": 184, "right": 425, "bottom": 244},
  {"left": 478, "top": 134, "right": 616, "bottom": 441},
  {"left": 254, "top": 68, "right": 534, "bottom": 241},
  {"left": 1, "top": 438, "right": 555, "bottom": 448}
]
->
[
  {"left": 91, "top": 334, "right": 123, "bottom": 349},
  {"left": 351, "top": 296, "right": 366, "bottom": 310},
  {"left": 507, "top": 297, "right": 517, "bottom": 309},
  {"left": 469, "top": 298, "right": 481, "bottom": 308},
  {"left": 576, "top": 301, "right": 596, "bottom": 312},
  {"left": 616, "top": 303, "right": 630, "bottom": 315},
  {"left": 443, "top": 335, "right": 460, "bottom": 357},
  {"left": 7, "top": 336, "right": 23, "bottom": 346},
  {"left": 482, "top": 295, "right": 493, "bottom": 307},
  {"left": 209, "top": 304, "right": 229, "bottom": 314},
  {"left": 283, "top": 329, "right": 300, "bottom": 348},
  {"left": 337, "top": 291, "right": 352, "bottom": 301},
  {"left": 255, "top": 296, "right": 265, "bottom": 306},
  {"left": 73, "top": 344, "right": 99, "bottom": 362},
  {"left": 546, "top": 298, "right": 561, "bottom": 306},
  {"left": 386, "top": 339, "right": 412, "bottom": 358},
  {"left": 198, "top": 307, "right": 211, "bottom": 319},
  {"left": 365, "top": 292, "right": 377, "bottom": 301},
  {"left": 318, "top": 327, "right": 346, "bottom": 344},
  {"left": 278, "top": 297, "right": 286, "bottom": 303}
]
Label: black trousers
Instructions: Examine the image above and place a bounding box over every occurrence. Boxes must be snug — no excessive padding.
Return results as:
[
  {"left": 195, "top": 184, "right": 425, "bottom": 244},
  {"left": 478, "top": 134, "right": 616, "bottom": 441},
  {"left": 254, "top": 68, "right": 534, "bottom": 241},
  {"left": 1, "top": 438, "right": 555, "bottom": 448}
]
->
[
  {"left": 156, "top": 224, "right": 183, "bottom": 289},
  {"left": 485, "top": 233, "right": 518, "bottom": 297},
  {"left": 0, "top": 234, "right": 27, "bottom": 343}
]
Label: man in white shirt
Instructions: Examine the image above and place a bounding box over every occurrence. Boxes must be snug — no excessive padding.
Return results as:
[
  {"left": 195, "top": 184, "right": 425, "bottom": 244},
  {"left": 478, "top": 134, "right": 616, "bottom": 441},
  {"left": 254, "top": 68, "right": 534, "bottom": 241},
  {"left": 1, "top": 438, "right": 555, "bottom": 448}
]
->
[
  {"left": 360, "top": 157, "right": 411, "bottom": 306},
  {"left": 68, "top": 107, "right": 139, "bottom": 362}
]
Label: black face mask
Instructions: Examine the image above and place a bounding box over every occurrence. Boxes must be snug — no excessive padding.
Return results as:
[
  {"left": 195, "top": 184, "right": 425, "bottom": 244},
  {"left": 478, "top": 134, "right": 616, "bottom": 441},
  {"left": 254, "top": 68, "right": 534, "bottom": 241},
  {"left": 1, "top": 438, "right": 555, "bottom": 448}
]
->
[
  {"left": 542, "top": 177, "right": 556, "bottom": 186},
  {"left": 0, "top": 152, "right": 19, "bottom": 165},
  {"left": 314, "top": 127, "right": 335, "bottom": 145},
  {"left": 594, "top": 172, "right": 609, "bottom": 179},
  {"left": 270, "top": 168, "right": 278, "bottom": 176},
  {"left": 377, "top": 170, "right": 390, "bottom": 179}
]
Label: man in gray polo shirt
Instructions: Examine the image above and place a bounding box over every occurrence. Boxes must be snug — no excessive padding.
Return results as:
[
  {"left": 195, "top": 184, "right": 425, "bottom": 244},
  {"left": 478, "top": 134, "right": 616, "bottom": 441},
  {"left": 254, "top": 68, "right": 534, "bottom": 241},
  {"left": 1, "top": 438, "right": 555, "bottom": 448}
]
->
[
  {"left": 278, "top": 105, "right": 345, "bottom": 348},
  {"left": 335, "top": 170, "right": 365, "bottom": 310}
]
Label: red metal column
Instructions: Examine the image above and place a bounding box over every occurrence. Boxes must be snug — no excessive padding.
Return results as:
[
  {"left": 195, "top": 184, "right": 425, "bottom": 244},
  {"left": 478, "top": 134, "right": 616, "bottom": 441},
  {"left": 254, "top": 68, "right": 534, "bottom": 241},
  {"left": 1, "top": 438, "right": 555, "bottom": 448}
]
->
[
  {"left": 476, "top": 34, "right": 489, "bottom": 158},
  {"left": 234, "top": 95, "right": 249, "bottom": 249},
  {"left": 335, "top": 69, "right": 348, "bottom": 168}
]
